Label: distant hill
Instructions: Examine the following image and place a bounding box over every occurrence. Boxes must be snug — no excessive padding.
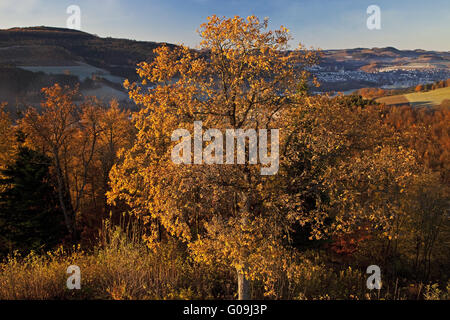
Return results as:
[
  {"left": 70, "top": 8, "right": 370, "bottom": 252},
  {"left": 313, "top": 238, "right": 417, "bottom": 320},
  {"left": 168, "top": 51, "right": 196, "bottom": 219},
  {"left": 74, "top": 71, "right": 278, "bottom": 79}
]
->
[
  {"left": 0, "top": 27, "right": 178, "bottom": 107},
  {"left": 377, "top": 86, "right": 450, "bottom": 108},
  {"left": 314, "top": 47, "right": 450, "bottom": 93},
  {"left": 321, "top": 47, "right": 450, "bottom": 72},
  {"left": 0, "top": 26, "right": 449, "bottom": 106},
  {"left": 0, "top": 26, "right": 176, "bottom": 78}
]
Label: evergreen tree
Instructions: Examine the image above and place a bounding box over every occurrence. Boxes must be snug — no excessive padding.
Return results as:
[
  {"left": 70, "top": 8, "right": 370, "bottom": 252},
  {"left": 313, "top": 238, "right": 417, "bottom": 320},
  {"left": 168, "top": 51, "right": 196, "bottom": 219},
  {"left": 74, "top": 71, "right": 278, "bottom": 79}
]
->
[{"left": 0, "top": 147, "right": 65, "bottom": 256}]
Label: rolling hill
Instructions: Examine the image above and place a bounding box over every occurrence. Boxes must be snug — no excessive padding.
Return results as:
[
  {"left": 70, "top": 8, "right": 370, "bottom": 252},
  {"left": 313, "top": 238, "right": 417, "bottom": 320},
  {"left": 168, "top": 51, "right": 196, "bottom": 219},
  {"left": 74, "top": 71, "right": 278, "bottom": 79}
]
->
[
  {"left": 377, "top": 86, "right": 450, "bottom": 108},
  {"left": 0, "top": 26, "right": 449, "bottom": 106}
]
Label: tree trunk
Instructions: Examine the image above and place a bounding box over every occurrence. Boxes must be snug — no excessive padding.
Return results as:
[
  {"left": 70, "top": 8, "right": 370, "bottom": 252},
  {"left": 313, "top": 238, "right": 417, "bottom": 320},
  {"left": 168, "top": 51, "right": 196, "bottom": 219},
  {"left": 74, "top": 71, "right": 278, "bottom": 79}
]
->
[
  {"left": 54, "top": 153, "right": 76, "bottom": 238},
  {"left": 237, "top": 188, "right": 251, "bottom": 300},
  {"left": 237, "top": 268, "right": 250, "bottom": 300}
]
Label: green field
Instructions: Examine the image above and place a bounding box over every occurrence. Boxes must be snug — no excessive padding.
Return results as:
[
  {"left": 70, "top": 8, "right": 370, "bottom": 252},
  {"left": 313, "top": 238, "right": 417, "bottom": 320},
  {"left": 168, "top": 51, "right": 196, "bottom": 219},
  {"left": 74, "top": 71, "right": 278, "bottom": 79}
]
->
[{"left": 377, "top": 86, "right": 450, "bottom": 107}]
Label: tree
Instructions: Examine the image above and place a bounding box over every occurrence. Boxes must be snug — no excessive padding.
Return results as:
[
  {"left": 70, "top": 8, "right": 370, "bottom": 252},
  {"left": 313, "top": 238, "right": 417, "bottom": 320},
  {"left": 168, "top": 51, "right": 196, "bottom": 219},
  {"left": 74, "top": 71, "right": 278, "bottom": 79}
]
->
[
  {"left": 96, "top": 99, "right": 135, "bottom": 211},
  {"left": 279, "top": 94, "right": 389, "bottom": 239},
  {"left": 78, "top": 99, "right": 135, "bottom": 239},
  {"left": 21, "top": 84, "right": 80, "bottom": 237},
  {"left": 108, "top": 15, "right": 318, "bottom": 299},
  {"left": 0, "top": 146, "right": 65, "bottom": 255},
  {"left": 281, "top": 94, "right": 450, "bottom": 281},
  {"left": 0, "top": 104, "right": 16, "bottom": 180},
  {"left": 21, "top": 85, "right": 134, "bottom": 240}
]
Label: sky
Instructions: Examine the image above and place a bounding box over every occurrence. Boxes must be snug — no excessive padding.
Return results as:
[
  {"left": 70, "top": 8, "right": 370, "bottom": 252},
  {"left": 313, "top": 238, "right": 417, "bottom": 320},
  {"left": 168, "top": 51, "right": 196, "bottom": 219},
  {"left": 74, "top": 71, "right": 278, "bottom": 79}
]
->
[{"left": 0, "top": 0, "right": 449, "bottom": 51}]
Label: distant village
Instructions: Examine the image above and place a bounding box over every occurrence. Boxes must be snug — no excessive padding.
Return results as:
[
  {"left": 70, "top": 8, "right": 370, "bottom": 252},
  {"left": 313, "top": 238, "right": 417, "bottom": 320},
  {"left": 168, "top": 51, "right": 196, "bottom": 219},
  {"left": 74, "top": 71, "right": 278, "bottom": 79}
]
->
[{"left": 310, "top": 64, "right": 450, "bottom": 93}]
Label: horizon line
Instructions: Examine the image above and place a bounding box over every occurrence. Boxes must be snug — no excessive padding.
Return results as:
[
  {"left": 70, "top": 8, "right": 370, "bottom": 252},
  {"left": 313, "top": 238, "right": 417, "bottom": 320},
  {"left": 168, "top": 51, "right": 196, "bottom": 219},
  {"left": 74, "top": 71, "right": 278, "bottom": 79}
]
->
[{"left": 2, "top": 25, "right": 449, "bottom": 53}]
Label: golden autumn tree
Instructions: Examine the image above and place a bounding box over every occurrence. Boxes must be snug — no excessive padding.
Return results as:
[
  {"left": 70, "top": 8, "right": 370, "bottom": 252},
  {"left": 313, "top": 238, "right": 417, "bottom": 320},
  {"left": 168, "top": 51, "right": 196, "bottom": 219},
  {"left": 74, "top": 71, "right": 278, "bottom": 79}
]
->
[
  {"left": 78, "top": 99, "right": 135, "bottom": 238},
  {"left": 0, "top": 104, "right": 17, "bottom": 192},
  {"left": 279, "top": 94, "right": 449, "bottom": 280},
  {"left": 0, "top": 104, "right": 16, "bottom": 171},
  {"left": 108, "top": 15, "right": 318, "bottom": 299},
  {"left": 96, "top": 100, "right": 135, "bottom": 210},
  {"left": 21, "top": 85, "right": 80, "bottom": 236},
  {"left": 21, "top": 84, "right": 135, "bottom": 239}
]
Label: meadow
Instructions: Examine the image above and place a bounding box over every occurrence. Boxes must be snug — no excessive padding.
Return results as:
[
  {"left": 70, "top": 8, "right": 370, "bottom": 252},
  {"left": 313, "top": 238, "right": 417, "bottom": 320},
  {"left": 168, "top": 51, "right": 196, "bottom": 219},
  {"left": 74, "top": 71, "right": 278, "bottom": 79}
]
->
[
  {"left": 1, "top": 222, "right": 448, "bottom": 300},
  {"left": 377, "top": 86, "right": 450, "bottom": 108}
]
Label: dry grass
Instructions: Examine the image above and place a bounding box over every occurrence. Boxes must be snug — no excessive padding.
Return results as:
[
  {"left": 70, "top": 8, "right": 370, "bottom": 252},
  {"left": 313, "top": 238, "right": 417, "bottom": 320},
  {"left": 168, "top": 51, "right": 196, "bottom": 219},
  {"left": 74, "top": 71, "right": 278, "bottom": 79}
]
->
[
  {"left": 376, "top": 94, "right": 409, "bottom": 106},
  {"left": 0, "top": 222, "right": 448, "bottom": 300},
  {"left": 0, "top": 222, "right": 234, "bottom": 300}
]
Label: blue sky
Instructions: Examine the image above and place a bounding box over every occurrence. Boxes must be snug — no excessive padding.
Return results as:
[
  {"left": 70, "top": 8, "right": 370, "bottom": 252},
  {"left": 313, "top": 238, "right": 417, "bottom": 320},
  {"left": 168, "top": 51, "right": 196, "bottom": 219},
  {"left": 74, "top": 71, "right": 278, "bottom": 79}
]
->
[{"left": 0, "top": 0, "right": 449, "bottom": 50}]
